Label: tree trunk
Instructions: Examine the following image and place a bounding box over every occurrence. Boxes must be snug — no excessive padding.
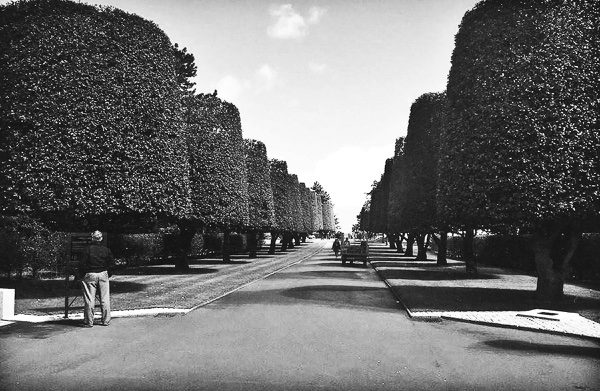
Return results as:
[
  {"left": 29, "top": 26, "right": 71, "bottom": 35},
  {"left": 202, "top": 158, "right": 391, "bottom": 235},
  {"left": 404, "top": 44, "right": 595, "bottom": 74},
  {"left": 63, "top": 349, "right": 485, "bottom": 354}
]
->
[
  {"left": 222, "top": 229, "right": 231, "bottom": 262},
  {"left": 294, "top": 234, "right": 300, "bottom": 247},
  {"left": 404, "top": 233, "right": 415, "bottom": 257},
  {"left": 175, "top": 221, "right": 196, "bottom": 271},
  {"left": 388, "top": 233, "right": 396, "bottom": 249},
  {"left": 533, "top": 225, "right": 581, "bottom": 301},
  {"left": 415, "top": 233, "right": 428, "bottom": 260},
  {"left": 248, "top": 230, "right": 258, "bottom": 259},
  {"left": 436, "top": 231, "right": 448, "bottom": 266},
  {"left": 281, "top": 232, "right": 289, "bottom": 252},
  {"left": 268, "top": 231, "right": 278, "bottom": 255},
  {"left": 463, "top": 228, "right": 477, "bottom": 275}
]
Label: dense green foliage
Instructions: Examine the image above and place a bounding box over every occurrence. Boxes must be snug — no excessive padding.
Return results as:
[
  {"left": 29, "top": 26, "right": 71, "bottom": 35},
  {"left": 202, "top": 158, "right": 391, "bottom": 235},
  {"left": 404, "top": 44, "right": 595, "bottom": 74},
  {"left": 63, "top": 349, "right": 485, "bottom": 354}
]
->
[
  {"left": 0, "top": 0, "right": 191, "bottom": 229},
  {"left": 269, "top": 159, "right": 293, "bottom": 232},
  {"left": 397, "top": 93, "right": 445, "bottom": 232},
  {"left": 313, "top": 193, "right": 324, "bottom": 231},
  {"left": 186, "top": 93, "right": 249, "bottom": 230},
  {"left": 322, "top": 200, "right": 334, "bottom": 231},
  {"left": 386, "top": 137, "right": 405, "bottom": 232},
  {"left": 0, "top": 215, "right": 67, "bottom": 279},
  {"left": 172, "top": 43, "right": 197, "bottom": 93},
  {"left": 299, "top": 183, "right": 314, "bottom": 233},
  {"left": 369, "top": 159, "right": 394, "bottom": 233},
  {"left": 288, "top": 174, "right": 303, "bottom": 232},
  {"left": 438, "top": 0, "right": 600, "bottom": 231},
  {"left": 244, "top": 139, "right": 275, "bottom": 231}
]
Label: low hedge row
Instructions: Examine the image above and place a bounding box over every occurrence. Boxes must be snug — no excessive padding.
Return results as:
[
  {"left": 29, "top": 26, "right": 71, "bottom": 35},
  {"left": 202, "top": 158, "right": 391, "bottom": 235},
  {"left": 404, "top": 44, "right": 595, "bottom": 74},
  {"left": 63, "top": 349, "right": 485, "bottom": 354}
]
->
[
  {"left": 435, "top": 234, "right": 600, "bottom": 282},
  {"left": 1, "top": 215, "right": 252, "bottom": 279}
]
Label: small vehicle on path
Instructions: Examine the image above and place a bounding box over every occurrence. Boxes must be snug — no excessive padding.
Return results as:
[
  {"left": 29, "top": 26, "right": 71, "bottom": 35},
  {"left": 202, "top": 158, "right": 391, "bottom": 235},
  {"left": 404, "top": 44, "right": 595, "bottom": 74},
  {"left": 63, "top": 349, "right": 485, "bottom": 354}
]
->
[{"left": 341, "top": 240, "right": 369, "bottom": 266}]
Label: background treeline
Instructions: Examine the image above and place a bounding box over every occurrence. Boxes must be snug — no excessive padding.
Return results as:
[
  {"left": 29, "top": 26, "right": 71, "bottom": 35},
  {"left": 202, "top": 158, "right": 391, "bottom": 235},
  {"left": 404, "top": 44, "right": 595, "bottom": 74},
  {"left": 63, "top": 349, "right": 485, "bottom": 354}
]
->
[
  {"left": 0, "top": 0, "right": 337, "bottom": 278},
  {"left": 357, "top": 0, "right": 599, "bottom": 300}
]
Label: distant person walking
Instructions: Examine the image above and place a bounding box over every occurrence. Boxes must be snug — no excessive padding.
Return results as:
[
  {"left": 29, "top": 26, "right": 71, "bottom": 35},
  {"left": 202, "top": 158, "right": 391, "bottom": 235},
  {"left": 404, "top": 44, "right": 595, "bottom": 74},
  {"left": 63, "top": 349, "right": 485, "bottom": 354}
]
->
[
  {"left": 79, "top": 230, "right": 114, "bottom": 327},
  {"left": 332, "top": 238, "right": 341, "bottom": 258}
]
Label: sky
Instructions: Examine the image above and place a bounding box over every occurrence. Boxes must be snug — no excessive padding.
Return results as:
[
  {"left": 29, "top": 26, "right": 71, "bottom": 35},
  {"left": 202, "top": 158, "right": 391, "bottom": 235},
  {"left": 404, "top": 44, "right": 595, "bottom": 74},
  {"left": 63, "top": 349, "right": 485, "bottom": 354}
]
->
[{"left": 4, "top": 0, "right": 482, "bottom": 233}]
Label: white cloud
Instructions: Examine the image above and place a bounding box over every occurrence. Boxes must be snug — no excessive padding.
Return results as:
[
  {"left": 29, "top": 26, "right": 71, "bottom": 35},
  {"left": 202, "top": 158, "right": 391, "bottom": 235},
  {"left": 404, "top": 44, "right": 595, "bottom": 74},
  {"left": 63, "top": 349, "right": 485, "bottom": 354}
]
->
[
  {"left": 308, "top": 61, "right": 327, "bottom": 74},
  {"left": 214, "top": 75, "right": 246, "bottom": 103},
  {"left": 267, "top": 4, "right": 326, "bottom": 40},
  {"left": 308, "top": 6, "right": 327, "bottom": 24},
  {"left": 256, "top": 64, "right": 277, "bottom": 91},
  {"left": 213, "top": 64, "right": 279, "bottom": 103}
]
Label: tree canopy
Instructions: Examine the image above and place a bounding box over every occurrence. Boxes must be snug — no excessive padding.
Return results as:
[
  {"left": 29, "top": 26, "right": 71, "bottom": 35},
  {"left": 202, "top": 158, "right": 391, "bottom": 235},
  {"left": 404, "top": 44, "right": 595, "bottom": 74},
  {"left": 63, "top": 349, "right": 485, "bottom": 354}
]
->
[
  {"left": 397, "top": 93, "right": 445, "bottom": 233},
  {"left": 438, "top": 0, "right": 599, "bottom": 232},
  {"left": 0, "top": 0, "right": 190, "bottom": 231},
  {"left": 186, "top": 92, "right": 249, "bottom": 230},
  {"left": 244, "top": 139, "right": 275, "bottom": 232}
]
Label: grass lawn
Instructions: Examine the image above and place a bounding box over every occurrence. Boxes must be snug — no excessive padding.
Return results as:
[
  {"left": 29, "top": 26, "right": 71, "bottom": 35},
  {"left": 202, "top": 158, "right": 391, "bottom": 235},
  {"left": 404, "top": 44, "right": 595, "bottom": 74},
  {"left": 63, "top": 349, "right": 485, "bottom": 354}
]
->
[
  {"left": 368, "top": 244, "right": 600, "bottom": 324},
  {"left": 1, "top": 241, "right": 327, "bottom": 317}
]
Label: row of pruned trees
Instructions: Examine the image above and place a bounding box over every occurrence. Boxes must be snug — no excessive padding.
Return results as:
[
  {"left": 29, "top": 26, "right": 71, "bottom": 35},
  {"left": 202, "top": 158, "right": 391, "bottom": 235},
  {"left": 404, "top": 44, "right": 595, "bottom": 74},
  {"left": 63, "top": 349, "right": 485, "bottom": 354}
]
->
[
  {"left": 358, "top": 0, "right": 599, "bottom": 301},
  {"left": 0, "top": 0, "right": 336, "bottom": 270}
]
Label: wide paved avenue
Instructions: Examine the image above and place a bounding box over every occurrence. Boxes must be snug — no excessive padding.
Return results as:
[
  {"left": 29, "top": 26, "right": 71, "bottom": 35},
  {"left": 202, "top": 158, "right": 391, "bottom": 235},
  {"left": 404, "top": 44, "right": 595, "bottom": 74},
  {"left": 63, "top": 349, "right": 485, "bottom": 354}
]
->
[{"left": 1, "top": 244, "right": 598, "bottom": 390}]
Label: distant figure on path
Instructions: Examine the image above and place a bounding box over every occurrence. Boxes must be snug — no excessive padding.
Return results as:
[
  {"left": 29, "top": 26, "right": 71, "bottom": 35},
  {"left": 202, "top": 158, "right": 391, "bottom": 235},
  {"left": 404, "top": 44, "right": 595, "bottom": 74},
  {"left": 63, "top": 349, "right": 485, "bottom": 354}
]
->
[
  {"left": 79, "top": 230, "right": 114, "bottom": 327},
  {"left": 332, "top": 238, "right": 341, "bottom": 258}
]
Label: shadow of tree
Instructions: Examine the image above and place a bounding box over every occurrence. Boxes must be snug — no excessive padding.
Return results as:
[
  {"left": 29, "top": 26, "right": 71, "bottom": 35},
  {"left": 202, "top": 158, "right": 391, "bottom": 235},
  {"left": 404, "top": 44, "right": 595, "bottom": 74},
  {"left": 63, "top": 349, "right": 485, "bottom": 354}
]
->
[
  {"left": 0, "top": 320, "right": 76, "bottom": 339},
  {"left": 316, "top": 262, "right": 369, "bottom": 268},
  {"left": 274, "top": 270, "right": 367, "bottom": 280},
  {"left": 116, "top": 267, "right": 218, "bottom": 276},
  {"left": 482, "top": 339, "right": 600, "bottom": 359},
  {"left": 378, "top": 269, "right": 499, "bottom": 281},
  {"left": 281, "top": 285, "right": 401, "bottom": 312},
  {"left": 3, "top": 279, "right": 148, "bottom": 300},
  {"left": 396, "top": 285, "right": 600, "bottom": 313}
]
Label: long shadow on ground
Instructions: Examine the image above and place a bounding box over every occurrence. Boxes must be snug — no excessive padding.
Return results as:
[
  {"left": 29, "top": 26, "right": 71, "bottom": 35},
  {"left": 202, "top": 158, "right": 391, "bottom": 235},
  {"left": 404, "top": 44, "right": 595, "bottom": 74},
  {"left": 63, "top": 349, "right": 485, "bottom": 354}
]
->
[
  {"left": 481, "top": 339, "right": 600, "bottom": 359},
  {"left": 116, "top": 267, "right": 218, "bottom": 276},
  {"left": 376, "top": 268, "right": 500, "bottom": 281},
  {"left": 216, "top": 284, "right": 401, "bottom": 313},
  {"left": 395, "top": 285, "right": 600, "bottom": 313},
  {"left": 2, "top": 279, "right": 146, "bottom": 299}
]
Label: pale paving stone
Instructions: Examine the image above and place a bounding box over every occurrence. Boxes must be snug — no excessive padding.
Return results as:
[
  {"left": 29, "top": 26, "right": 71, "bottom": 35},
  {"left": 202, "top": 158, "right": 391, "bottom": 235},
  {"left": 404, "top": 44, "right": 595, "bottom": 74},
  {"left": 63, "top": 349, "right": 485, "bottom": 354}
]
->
[{"left": 411, "top": 310, "right": 600, "bottom": 340}]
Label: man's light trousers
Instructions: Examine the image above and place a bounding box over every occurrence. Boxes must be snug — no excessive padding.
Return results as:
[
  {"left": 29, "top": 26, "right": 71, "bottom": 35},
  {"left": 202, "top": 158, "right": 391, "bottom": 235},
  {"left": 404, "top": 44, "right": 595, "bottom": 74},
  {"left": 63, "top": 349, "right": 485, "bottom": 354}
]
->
[{"left": 81, "top": 271, "right": 110, "bottom": 326}]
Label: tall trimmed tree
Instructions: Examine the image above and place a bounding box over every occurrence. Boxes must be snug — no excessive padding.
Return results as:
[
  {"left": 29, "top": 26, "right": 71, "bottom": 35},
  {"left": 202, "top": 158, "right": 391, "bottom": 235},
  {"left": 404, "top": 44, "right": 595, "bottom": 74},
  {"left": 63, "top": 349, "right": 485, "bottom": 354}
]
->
[
  {"left": 438, "top": 0, "right": 600, "bottom": 300},
  {"left": 388, "top": 137, "right": 410, "bottom": 253},
  {"left": 268, "top": 159, "right": 292, "bottom": 253},
  {"left": 244, "top": 139, "right": 275, "bottom": 258},
  {"left": 397, "top": 93, "right": 446, "bottom": 262},
  {"left": 187, "top": 92, "right": 249, "bottom": 263},
  {"left": 287, "top": 174, "right": 303, "bottom": 248}
]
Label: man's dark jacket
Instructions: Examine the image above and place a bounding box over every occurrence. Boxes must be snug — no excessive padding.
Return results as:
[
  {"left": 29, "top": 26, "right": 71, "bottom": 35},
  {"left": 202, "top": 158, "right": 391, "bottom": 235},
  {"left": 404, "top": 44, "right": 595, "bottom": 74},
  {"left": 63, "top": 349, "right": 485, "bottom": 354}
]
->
[{"left": 80, "top": 243, "right": 114, "bottom": 275}]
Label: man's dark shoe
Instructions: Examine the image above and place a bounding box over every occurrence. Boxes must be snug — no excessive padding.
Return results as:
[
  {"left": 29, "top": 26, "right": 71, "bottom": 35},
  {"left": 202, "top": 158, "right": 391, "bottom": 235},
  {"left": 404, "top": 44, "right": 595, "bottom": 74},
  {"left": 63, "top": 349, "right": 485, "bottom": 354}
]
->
[
  {"left": 100, "top": 323, "right": 110, "bottom": 326},
  {"left": 80, "top": 323, "right": 93, "bottom": 328}
]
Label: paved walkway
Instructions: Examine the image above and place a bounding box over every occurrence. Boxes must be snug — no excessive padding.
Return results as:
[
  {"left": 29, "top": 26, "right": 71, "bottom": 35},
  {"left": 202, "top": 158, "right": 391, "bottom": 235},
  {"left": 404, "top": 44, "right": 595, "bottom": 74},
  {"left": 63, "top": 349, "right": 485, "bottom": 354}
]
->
[
  {"left": 3, "top": 240, "right": 598, "bottom": 391},
  {"left": 3, "top": 241, "right": 600, "bottom": 342}
]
